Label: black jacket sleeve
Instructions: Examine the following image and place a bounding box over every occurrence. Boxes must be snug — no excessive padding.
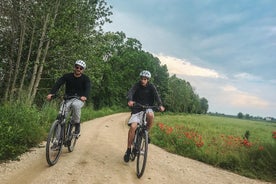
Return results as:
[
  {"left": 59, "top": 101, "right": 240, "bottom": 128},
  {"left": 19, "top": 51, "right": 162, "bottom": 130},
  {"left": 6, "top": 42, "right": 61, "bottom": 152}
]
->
[
  {"left": 151, "top": 84, "right": 163, "bottom": 106},
  {"left": 49, "top": 75, "right": 66, "bottom": 94},
  {"left": 126, "top": 83, "right": 139, "bottom": 102}
]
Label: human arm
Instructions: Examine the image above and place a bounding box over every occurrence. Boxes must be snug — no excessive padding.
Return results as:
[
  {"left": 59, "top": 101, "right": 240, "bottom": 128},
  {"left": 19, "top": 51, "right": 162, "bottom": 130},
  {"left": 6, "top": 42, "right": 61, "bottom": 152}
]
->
[
  {"left": 126, "top": 83, "right": 139, "bottom": 107},
  {"left": 151, "top": 84, "right": 165, "bottom": 112},
  {"left": 81, "top": 75, "right": 91, "bottom": 102},
  {"left": 46, "top": 75, "right": 66, "bottom": 100}
]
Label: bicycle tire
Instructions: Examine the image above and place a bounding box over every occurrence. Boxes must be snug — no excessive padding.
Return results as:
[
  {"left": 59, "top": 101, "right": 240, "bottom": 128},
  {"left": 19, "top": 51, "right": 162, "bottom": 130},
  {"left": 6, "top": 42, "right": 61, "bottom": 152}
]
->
[
  {"left": 67, "top": 124, "right": 77, "bottom": 152},
  {"left": 136, "top": 130, "right": 148, "bottom": 178},
  {"left": 46, "top": 120, "right": 63, "bottom": 166}
]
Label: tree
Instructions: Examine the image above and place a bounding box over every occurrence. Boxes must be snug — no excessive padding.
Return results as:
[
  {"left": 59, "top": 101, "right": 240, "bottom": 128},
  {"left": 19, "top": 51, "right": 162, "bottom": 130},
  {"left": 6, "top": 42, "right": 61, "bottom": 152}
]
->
[
  {"left": 200, "top": 97, "right": 209, "bottom": 114},
  {"left": 238, "top": 112, "right": 243, "bottom": 119},
  {"left": 0, "top": 0, "right": 113, "bottom": 104}
]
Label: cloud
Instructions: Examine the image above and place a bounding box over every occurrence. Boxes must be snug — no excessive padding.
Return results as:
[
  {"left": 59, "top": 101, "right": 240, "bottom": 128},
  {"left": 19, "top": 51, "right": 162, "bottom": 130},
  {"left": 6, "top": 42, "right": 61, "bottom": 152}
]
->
[
  {"left": 156, "top": 53, "right": 225, "bottom": 78},
  {"left": 234, "top": 73, "right": 262, "bottom": 81},
  {"left": 156, "top": 53, "right": 272, "bottom": 116},
  {"left": 221, "top": 85, "right": 269, "bottom": 108}
]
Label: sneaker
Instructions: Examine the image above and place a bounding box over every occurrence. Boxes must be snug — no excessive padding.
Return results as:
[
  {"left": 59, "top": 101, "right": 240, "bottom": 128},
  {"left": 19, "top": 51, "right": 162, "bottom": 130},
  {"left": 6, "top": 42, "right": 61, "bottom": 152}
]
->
[
  {"left": 123, "top": 148, "right": 131, "bottom": 162},
  {"left": 74, "top": 123, "right": 80, "bottom": 135}
]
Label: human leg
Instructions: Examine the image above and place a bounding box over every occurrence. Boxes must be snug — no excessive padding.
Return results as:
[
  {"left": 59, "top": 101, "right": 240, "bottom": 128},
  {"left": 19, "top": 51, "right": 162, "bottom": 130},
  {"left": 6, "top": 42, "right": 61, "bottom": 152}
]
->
[
  {"left": 71, "top": 99, "right": 84, "bottom": 134},
  {"left": 146, "top": 110, "right": 154, "bottom": 130},
  {"left": 124, "top": 112, "right": 141, "bottom": 162},
  {"left": 124, "top": 122, "right": 138, "bottom": 162}
]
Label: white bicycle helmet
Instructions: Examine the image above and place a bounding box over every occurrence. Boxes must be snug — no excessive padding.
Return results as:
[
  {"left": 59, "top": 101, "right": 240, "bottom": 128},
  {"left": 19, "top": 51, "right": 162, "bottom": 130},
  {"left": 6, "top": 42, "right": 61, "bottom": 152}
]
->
[
  {"left": 75, "top": 60, "right": 86, "bottom": 69},
  {"left": 139, "top": 70, "right": 151, "bottom": 79}
]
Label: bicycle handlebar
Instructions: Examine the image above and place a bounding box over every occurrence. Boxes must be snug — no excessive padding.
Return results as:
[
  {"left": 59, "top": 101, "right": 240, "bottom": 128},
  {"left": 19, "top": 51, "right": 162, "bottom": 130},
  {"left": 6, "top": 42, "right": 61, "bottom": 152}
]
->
[
  {"left": 50, "top": 94, "right": 80, "bottom": 100},
  {"left": 133, "top": 102, "right": 160, "bottom": 111}
]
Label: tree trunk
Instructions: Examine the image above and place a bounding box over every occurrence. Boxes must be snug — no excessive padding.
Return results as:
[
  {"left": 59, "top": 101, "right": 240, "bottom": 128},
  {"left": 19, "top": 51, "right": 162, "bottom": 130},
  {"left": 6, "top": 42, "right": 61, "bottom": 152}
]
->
[
  {"left": 27, "top": 13, "right": 50, "bottom": 100},
  {"left": 30, "top": 39, "right": 50, "bottom": 103},
  {"left": 10, "top": 17, "right": 26, "bottom": 98},
  {"left": 19, "top": 24, "right": 35, "bottom": 93}
]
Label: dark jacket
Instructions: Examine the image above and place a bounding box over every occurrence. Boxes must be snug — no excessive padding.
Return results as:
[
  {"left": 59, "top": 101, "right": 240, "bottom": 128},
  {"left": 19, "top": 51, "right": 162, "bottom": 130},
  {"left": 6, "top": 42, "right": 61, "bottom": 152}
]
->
[
  {"left": 50, "top": 73, "right": 91, "bottom": 98},
  {"left": 127, "top": 81, "right": 163, "bottom": 114}
]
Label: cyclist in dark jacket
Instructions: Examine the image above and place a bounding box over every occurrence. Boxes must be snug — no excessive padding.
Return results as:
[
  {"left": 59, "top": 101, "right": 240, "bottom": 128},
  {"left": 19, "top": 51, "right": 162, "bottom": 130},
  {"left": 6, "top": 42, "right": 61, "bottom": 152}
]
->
[
  {"left": 124, "top": 70, "right": 165, "bottom": 162},
  {"left": 47, "top": 60, "right": 91, "bottom": 136}
]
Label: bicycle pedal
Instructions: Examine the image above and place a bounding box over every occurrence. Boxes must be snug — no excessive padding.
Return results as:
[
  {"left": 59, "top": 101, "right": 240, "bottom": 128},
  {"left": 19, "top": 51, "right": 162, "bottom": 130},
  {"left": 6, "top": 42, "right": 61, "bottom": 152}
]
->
[{"left": 73, "top": 133, "right": 81, "bottom": 139}]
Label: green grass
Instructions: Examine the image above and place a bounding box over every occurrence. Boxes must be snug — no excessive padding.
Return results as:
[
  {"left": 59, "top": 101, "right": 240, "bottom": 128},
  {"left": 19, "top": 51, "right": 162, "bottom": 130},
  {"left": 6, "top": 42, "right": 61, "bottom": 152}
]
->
[{"left": 151, "top": 114, "right": 276, "bottom": 182}]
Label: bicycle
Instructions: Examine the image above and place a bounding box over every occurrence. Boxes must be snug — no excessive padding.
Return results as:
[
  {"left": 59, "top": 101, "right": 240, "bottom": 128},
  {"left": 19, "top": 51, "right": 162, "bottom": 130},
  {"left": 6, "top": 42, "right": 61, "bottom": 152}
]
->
[
  {"left": 129, "top": 103, "right": 159, "bottom": 178},
  {"left": 46, "top": 95, "right": 81, "bottom": 166}
]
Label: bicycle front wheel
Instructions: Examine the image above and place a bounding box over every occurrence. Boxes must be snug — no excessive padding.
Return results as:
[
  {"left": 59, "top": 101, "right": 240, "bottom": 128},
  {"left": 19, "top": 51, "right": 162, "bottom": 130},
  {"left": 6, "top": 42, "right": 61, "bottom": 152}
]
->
[
  {"left": 136, "top": 130, "right": 148, "bottom": 178},
  {"left": 67, "top": 124, "right": 77, "bottom": 152},
  {"left": 46, "top": 120, "right": 63, "bottom": 166}
]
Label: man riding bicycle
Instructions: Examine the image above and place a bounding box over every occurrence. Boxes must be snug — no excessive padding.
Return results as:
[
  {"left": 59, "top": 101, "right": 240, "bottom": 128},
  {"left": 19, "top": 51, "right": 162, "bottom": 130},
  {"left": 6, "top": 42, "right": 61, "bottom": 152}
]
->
[
  {"left": 124, "top": 70, "right": 165, "bottom": 162},
  {"left": 47, "top": 60, "right": 91, "bottom": 136}
]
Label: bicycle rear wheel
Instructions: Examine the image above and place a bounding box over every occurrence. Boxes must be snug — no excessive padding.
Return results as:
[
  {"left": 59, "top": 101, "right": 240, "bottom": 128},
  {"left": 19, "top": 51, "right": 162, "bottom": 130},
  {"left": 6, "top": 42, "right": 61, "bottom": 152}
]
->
[
  {"left": 46, "top": 120, "right": 63, "bottom": 166},
  {"left": 67, "top": 124, "right": 77, "bottom": 152},
  {"left": 136, "top": 130, "right": 148, "bottom": 178}
]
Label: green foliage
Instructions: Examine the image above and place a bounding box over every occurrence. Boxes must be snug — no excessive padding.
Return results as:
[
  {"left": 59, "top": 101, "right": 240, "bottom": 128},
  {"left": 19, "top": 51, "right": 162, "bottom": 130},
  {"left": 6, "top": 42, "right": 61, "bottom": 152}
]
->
[
  {"left": 0, "top": 102, "right": 45, "bottom": 161},
  {"left": 164, "top": 75, "right": 207, "bottom": 113},
  {"left": 152, "top": 114, "right": 276, "bottom": 182}
]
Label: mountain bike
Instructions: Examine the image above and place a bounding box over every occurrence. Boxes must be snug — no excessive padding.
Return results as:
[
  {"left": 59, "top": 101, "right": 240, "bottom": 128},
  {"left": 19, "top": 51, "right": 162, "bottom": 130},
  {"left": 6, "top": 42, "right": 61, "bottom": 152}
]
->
[
  {"left": 46, "top": 95, "right": 80, "bottom": 166},
  {"left": 129, "top": 103, "right": 159, "bottom": 178}
]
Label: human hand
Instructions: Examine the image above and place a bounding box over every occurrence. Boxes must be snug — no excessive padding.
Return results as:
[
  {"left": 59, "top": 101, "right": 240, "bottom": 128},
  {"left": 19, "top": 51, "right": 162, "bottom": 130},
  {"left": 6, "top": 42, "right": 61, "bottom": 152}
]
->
[
  {"left": 80, "top": 96, "right": 87, "bottom": 102},
  {"left": 46, "top": 94, "right": 53, "bottom": 101},
  {"left": 128, "top": 101, "right": 135, "bottom": 107},
  {"left": 159, "top": 105, "right": 165, "bottom": 112}
]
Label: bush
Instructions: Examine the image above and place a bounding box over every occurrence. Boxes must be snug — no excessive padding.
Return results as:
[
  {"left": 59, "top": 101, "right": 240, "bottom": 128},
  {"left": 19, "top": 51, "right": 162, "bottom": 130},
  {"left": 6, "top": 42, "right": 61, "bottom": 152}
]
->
[{"left": 0, "top": 103, "right": 45, "bottom": 161}]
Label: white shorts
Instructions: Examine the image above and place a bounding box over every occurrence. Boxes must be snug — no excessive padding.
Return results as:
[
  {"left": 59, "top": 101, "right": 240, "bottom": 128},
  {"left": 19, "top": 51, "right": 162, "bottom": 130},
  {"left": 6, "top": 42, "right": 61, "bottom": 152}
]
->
[{"left": 128, "top": 109, "right": 154, "bottom": 125}]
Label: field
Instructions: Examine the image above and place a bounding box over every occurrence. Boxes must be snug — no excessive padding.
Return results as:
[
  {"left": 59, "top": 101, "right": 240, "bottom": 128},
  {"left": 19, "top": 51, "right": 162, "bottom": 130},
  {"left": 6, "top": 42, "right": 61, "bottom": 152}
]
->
[{"left": 151, "top": 114, "right": 276, "bottom": 182}]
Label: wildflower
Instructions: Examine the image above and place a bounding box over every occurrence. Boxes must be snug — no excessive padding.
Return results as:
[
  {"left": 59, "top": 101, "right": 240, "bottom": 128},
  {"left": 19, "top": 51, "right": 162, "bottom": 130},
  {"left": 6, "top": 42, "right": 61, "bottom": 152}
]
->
[
  {"left": 258, "top": 146, "right": 264, "bottom": 151},
  {"left": 272, "top": 131, "right": 276, "bottom": 139},
  {"left": 166, "top": 127, "right": 173, "bottom": 134},
  {"left": 242, "top": 139, "right": 252, "bottom": 147},
  {"left": 184, "top": 132, "right": 192, "bottom": 139},
  {"left": 158, "top": 123, "right": 165, "bottom": 130},
  {"left": 196, "top": 141, "right": 204, "bottom": 148}
]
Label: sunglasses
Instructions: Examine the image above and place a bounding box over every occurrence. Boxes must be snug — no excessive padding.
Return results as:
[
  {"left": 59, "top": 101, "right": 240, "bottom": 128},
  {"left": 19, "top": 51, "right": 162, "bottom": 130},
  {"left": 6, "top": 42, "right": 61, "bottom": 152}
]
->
[
  {"left": 75, "top": 65, "right": 84, "bottom": 70},
  {"left": 140, "top": 77, "right": 148, "bottom": 81}
]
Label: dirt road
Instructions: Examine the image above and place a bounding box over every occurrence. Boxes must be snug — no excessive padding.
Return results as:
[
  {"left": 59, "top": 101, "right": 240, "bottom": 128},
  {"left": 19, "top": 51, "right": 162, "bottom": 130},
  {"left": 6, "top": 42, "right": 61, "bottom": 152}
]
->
[{"left": 0, "top": 113, "right": 272, "bottom": 184}]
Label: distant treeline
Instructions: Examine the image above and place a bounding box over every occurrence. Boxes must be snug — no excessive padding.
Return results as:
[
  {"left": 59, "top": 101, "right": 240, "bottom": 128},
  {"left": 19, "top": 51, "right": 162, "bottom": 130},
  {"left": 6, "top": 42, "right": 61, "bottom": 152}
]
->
[{"left": 208, "top": 112, "right": 276, "bottom": 122}]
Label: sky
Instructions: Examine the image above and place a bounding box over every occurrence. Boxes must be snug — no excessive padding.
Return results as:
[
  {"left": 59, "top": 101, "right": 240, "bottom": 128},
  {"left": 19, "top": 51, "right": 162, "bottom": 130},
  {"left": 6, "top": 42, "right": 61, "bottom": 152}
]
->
[{"left": 103, "top": 0, "right": 276, "bottom": 118}]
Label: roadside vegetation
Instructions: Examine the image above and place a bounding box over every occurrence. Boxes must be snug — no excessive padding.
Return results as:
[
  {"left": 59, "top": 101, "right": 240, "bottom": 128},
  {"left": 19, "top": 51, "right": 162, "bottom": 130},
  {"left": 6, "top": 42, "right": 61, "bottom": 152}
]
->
[{"left": 152, "top": 114, "right": 276, "bottom": 182}]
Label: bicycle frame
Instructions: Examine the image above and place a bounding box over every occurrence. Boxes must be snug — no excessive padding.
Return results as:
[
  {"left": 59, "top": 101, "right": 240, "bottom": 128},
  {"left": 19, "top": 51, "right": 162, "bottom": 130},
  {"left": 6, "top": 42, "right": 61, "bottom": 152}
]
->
[
  {"left": 130, "top": 103, "right": 159, "bottom": 178},
  {"left": 46, "top": 95, "right": 80, "bottom": 166}
]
